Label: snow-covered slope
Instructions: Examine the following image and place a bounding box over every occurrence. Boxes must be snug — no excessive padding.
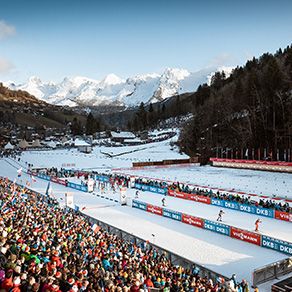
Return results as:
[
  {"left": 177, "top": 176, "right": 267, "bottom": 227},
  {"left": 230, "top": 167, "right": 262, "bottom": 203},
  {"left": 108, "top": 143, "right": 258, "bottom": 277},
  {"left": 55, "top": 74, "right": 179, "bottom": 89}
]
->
[{"left": 5, "top": 67, "right": 233, "bottom": 107}]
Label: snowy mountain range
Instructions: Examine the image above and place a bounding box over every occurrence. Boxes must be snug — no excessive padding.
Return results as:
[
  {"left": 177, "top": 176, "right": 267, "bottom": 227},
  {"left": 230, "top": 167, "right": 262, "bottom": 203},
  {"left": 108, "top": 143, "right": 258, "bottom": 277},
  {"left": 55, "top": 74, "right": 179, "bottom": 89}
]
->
[{"left": 4, "top": 67, "right": 233, "bottom": 107}]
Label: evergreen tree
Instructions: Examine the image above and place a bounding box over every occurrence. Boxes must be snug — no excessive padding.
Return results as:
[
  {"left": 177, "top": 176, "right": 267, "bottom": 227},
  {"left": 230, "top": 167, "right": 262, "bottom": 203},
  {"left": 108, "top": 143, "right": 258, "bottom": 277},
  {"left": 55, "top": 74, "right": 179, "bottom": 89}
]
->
[{"left": 71, "top": 117, "right": 83, "bottom": 135}]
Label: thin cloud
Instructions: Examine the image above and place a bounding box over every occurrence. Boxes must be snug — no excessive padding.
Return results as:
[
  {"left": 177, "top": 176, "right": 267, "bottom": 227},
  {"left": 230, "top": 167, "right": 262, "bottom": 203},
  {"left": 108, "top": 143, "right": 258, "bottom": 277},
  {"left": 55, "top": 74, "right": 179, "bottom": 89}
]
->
[
  {"left": 0, "top": 57, "right": 14, "bottom": 74},
  {"left": 0, "top": 20, "right": 16, "bottom": 40},
  {"left": 208, "top": 53, "right": 237, "bottom": 67}
]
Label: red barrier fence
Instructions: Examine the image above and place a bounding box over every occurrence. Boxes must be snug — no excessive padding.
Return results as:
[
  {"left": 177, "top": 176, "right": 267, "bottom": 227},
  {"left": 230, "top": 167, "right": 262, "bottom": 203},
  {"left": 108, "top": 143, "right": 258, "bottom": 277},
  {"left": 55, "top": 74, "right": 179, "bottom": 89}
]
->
[
  {"left": 210, "top": 158, "right": 292, "bottom": 167},
  {"left": 50, "top": 177, "right": 67, "bottom": 186},
  {"left": 182, "top": 214, "right": 204, "bottom": 228},
  {"left": 275, "top": 210, "right": 292, "bottom": 222},
  {"left": 168, "top": 189, "right": 211, "bottom": 204},
  {"left": 230, "top": 227, "right": 261, "bottom": 246},
  {"left": 146, "top": 204, "right": 163, "bottom": 216}
]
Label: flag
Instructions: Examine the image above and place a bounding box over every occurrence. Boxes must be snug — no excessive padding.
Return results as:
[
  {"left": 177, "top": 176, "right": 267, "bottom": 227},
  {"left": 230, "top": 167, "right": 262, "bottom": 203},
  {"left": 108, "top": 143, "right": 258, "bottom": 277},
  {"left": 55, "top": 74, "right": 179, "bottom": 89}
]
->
[
  {"left": 2, "top": 207, "right": 11, "bottom": 215},
  {"left": 91, "top": 223, "right": 100, "bottom": 233},
  {"left": 245, "top": 149, "right": 248, "bottom": 158},
  {"left": 11, "top": 198, "right": 17, "bottom": 205},
  {"left": 17, "top": 168, "right": 22, "bottom": 177},
  {"left": 45, "top": 182, "right": 52, "bottom": 197}
]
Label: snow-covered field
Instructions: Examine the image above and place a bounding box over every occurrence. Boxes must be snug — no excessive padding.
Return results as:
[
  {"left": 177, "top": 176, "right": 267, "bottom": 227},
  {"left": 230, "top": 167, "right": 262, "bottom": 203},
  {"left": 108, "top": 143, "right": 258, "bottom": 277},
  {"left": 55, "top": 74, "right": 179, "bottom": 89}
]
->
[
  {"left": 17, "top": 141, "right": 292, "bottom": 199},
  {"left": 18, "top": 136, "right": 187, "bottom": 171},
  {"left": 1, "top": 141, "right": 291, "bottom": 291}
]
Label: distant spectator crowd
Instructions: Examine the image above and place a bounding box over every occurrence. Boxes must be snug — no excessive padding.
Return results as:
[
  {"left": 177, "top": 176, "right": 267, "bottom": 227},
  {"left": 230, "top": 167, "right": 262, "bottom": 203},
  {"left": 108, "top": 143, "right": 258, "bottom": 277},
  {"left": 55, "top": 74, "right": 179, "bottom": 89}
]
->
[{"left": 134, "top": 178, "right": 291, "bottom": 213}]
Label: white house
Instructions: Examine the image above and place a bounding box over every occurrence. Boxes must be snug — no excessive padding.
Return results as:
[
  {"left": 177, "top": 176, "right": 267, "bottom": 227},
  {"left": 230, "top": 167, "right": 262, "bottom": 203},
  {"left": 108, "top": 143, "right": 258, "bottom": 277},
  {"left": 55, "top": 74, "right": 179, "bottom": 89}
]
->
[
  {"left": 111, "top": 131, "right": 136, "bottom": 143},
  {"left": 74, "top": 139, "right": 92, "bottom": 153}
]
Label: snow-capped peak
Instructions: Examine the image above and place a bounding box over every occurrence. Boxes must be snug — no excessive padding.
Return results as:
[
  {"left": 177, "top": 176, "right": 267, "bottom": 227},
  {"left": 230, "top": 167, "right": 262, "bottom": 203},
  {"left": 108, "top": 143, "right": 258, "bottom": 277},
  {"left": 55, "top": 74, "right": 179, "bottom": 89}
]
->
[
  {"left": 5, "top": 66, "right": 234, "bottom": 107},
  {"left": 162, "top": 68, "right": 190, "bottom": 81},
  {"left": 28, "top": 76, "right": 42, "bottom": 84},
  {"left": 100, "top": 73, "right": 123, "bottom": 87}
]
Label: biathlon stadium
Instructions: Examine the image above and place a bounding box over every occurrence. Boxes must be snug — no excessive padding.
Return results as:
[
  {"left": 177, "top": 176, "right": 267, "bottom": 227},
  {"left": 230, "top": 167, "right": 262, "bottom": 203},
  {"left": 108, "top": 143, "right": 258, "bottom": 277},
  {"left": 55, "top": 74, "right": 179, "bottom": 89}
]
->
[{"left": 0, "top": 139, "right": 291, "bottom": 292}]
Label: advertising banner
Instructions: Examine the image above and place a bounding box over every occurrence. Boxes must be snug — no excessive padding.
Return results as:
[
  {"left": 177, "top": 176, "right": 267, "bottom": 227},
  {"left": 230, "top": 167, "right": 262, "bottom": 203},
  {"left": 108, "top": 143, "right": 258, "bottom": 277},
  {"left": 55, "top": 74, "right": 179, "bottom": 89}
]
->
[
  {"left": 51, "top": 177, "right": 60, "bottom": 184},
  {"left": 157, "top": 187, "right": 167, "bottom": 195},
  {"left": 135, "top": 183, "right": 142, "bottom": 190},
  {"left": 141, "top": 185, "right": 150, "bottom": 191},
  {"left": 168, "top": 189, "right": 189, "bottom": 199},
  {"left": 80, "top": 185, "right": 88, "bottom": 192},
  {"left": 57, "top": 179, "right": 67, "bottom": 186},
  {"left": 168, "top": 190, "right": 211, "bottom": 204},
  {"left": 274, "top": 211, "right": 292, "bottom": 222},
  {"left": 182, "top": 213, "right": 204, "bottom": 228},
  {"left": 254, "top": 206, "right": 274, "bottom": 218},
  {"left": 210, "top": 158, "right": 292, "bottom": 167},
  {"left": 211, "top": 198, "right": 225, "bottom": 207},
  {"left": 136, "top": 183, "right": 167, "bottom": 195},
  {"left": 189, "top": 194, "right": 211, "bottom": 204},
  {"left": 65, "top": 193, "right": 74, "bottom": 208},
  {"left": 147, "top": 204, "right": 163, "bottom": 216},
  {"left": 204, "top": 220, "right": 230, "bottom": 236},
  {"left": 149, "top": 186, "right": 158, "bottom": 193},
  {"left": 132, "top": 200, "right": 147, "bottom": 211},
  {"left": 162, "top": 208, "right": 182, "bottom": 221},
  {"left": 230, "top": 227, "right": 261, "bottom": 245},
  {"left": 211, "top": 199, "right": 274, "bottom": 218},
  {"left": 38, "top": 173, "right": 51, "bottom": 181},
  {"left": 67, "top": 182, "right": 88, "bottom": 192},
  {"left": 262, "top": 235, "right": 292, "bottom": 255}
]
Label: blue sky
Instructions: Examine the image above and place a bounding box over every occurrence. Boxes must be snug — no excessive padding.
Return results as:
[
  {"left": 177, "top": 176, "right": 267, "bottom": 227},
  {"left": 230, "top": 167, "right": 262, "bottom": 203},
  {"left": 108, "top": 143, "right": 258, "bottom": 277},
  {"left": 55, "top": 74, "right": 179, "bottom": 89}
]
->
[{"left": 0, "top": 0, "right": 292, "bottom": 83}]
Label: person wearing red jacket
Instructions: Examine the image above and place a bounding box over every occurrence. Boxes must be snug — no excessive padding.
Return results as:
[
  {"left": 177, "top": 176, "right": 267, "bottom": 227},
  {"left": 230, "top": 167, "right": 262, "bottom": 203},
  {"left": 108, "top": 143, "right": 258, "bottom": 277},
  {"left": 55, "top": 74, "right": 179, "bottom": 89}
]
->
[
  {"left": 0, "top": 270, "right": 14, "bottom": 291},
  {"left": 144, "top": 276, "right": 154, "bottom": 288},
  {"left": 255, "top": 218, "right": 262, "bottom": 232}
]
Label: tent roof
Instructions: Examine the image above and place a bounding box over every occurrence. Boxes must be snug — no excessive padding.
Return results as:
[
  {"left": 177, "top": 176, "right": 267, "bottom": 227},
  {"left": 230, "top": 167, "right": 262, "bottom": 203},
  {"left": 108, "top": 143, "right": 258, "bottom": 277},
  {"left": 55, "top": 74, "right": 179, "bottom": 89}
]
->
[
  {"left": 74, "top": 139, "right": 90, "bottom": 147},
  {"left": 111, "top": 131, "right": 135, "bottom": 139},
  {"left": 18, "top": 139, "right": 29, "bottom": 148},
  {"left": 32, "top": 139, "right": 42, "bottom": 147},
  {"left": 4, "top": 142, "right": 14, "bottom": 150}
]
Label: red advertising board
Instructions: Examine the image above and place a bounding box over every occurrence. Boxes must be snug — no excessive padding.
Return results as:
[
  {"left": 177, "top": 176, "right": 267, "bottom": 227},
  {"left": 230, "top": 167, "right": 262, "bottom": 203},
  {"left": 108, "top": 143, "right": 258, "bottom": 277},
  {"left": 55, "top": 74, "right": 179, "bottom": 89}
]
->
[
  {"left": 210, "top": 158, "right": 292, "bottom": 167},
  {"left": 189, "top": 194, "right": 211, "bottom": 204},
  {"left": 51, "top": 177, "right": 59, "bottom": 183},
  {"left": 146, "top": 204, "right": 163, "bottom": 216},
  {"left": 51, "top": 177, "right": 67, "bottom": 186},
  {"left": 168, "top": 190, "right": 176, "bottom": 197},
  {"left": 57, "top": 179, "right": 67, "bottom": 186},
  {"left": 182, "top": 214, "right": 204, "bottom": 228},
  {"left": 168, "top": 190, "right": 211, "bottom": 204},
  {"left": 168, "top": 189, "right": 188, "bottom": 199},
  {"left": 230, "top": 227, "right": 261, "bottom": 246},
  {"left": 275, "top": 210, "right": 292, "bottom": 222}
]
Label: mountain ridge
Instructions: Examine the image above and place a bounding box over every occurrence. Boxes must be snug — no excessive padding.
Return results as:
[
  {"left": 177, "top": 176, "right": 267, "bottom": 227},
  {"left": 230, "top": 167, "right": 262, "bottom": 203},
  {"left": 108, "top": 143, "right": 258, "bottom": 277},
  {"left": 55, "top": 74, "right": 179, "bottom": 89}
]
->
[{"left": 4, "top": 66, "right": 233, "bottom": 108}]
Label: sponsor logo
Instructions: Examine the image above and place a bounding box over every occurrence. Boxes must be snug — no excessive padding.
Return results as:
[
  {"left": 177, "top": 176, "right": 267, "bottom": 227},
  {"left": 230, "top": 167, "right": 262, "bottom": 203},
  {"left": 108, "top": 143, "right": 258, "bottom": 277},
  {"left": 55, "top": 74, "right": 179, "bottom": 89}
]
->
[{"left": 147, "top": 204, "right": 162, "bottom": 215}]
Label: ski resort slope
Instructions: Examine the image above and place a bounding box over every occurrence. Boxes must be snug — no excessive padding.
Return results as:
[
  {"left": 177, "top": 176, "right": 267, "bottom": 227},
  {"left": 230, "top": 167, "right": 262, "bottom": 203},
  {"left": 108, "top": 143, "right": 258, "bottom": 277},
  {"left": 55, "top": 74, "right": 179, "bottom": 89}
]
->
[{"left": 0, "top": 158, "right": 288, "bottom": 289}]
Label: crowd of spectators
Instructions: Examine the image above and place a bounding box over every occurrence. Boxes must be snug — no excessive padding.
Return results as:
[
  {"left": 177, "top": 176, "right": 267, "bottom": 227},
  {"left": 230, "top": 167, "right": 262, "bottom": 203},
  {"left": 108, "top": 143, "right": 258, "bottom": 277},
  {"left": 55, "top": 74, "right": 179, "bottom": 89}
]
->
[
  {"left": 0, "top": 177, "right": 241, "bottom": 291},
  {"left": 134, "top": 179, "right": 167, "bottom": 189},
  {"left": 31, "top": 168, "right": 131, "bottom": 189}
]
